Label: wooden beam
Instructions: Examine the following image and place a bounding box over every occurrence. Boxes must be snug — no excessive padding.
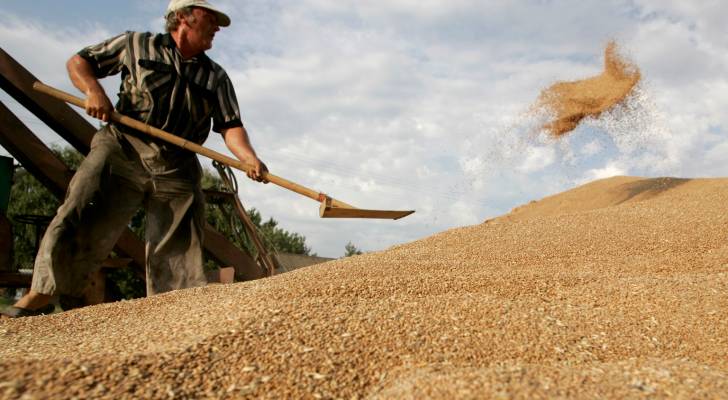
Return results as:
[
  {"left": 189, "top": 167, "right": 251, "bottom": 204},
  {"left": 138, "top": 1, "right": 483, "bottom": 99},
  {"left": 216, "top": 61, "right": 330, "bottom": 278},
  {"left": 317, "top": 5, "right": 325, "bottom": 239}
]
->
[{"left": 204, "top": 224, "right": 264, "bottom": 281}]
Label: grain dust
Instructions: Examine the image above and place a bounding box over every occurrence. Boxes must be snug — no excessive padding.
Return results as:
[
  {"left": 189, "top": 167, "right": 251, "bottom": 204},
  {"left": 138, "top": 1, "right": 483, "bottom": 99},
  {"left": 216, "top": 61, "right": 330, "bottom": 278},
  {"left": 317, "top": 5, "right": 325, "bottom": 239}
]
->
[{"left": 537, "top": 41, "right": 641, "bottom": 137}]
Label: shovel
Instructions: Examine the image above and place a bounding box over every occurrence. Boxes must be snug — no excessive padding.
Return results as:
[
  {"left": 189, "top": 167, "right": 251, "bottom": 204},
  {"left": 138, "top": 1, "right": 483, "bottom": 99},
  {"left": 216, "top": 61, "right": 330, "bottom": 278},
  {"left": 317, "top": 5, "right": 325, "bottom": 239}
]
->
[{"left": 33, "top": 82, "right": 414, "bottom": 220}]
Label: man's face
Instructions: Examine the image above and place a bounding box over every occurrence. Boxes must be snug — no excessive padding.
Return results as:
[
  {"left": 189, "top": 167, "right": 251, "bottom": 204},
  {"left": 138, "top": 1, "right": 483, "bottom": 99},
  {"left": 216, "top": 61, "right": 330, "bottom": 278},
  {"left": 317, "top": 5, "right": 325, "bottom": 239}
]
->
[{"left": 183, "top": 7, "right": 220, "bottom": 53}]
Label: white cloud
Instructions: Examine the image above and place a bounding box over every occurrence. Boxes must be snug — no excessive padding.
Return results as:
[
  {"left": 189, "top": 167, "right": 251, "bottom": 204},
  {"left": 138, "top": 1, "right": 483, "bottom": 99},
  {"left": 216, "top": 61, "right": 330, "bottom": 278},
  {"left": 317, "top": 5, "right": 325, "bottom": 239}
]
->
[
  {"left": 517, "top": 146, "right": 556, "bottom": 173},
  {"left": 1, "top": 1, "right": 727, "bottom": 257},
  {"left": 581, "top": 140, "right": 604, "bottom": 157},
  {"left": 0, "top": 13, "right": 120, "bottom": 154},
  {"left": 0, "top": 14, "right": 113, "bottom": 88},
  {"left": 581, "top": 162, "right": 627, "bottom": 183}
]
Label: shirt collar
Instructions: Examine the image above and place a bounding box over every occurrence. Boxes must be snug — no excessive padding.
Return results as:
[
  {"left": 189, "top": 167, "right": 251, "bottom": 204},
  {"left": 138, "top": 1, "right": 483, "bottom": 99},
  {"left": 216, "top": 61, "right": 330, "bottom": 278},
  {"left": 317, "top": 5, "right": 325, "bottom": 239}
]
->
[
  {"left": 160, "top": 33, "right": 175, "bottom": 48},
  {"left": 160, "top": 33, "right": 212, "bottom": 66}
]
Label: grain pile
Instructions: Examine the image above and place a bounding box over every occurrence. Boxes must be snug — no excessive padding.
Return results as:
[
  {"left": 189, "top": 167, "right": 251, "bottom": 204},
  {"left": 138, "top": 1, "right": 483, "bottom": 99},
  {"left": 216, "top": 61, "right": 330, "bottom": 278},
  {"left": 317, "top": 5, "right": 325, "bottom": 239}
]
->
[
  {"left": 2, "top": 176, "right": 728, "bottom": 399},
  {"left": 537, "top": 42, "right": 641, "bottom": 137}
]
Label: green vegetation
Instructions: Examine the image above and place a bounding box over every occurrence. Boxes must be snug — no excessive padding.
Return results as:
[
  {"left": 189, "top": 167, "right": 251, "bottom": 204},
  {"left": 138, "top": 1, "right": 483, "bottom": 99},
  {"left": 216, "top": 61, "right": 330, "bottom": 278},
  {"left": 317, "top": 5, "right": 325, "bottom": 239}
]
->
[
  {"left": 344, "top": 241, "right": 363, "bottom": 257},
  {"left": 7, "top": 146, "right": 81, "bottom": 269}
]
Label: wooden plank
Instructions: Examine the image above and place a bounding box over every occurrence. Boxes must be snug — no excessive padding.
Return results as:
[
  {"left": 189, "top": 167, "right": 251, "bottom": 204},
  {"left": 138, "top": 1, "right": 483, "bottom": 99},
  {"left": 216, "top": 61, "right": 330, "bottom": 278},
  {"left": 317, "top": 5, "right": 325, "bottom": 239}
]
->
[
  {"left": 204, "top": 224, "right": 264, "bottom": 281},
  {"left": 205, "top": 267, "right": 235, "bottom": 284},
  {"left": 0, "top": 101, "right": 71, "bottom": 198}
]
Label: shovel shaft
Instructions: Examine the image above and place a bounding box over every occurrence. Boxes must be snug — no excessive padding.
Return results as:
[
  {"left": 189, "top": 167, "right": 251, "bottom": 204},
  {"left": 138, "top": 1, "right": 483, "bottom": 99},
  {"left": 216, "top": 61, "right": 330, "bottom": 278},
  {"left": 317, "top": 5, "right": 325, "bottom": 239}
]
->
[{"left": 32, "top": 81, "right": 353, "bottom": 207}]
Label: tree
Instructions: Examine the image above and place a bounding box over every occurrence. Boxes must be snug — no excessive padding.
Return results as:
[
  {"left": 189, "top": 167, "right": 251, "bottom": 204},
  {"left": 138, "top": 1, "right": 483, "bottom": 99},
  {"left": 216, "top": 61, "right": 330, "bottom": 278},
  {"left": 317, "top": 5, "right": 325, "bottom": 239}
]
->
[
  {"left": 7, "top": 146, "right": 81, "bottom": 269},
  {"left": 344, "top": 241, "right": 363, "bottom": 257}
]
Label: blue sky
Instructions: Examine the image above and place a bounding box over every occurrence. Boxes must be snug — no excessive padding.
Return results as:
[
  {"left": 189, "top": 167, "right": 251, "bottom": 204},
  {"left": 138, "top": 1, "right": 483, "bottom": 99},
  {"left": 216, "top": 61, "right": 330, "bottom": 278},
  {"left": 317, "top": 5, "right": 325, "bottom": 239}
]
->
[{"left": 1, "top": 1, "right": 726, "bottom": 257}]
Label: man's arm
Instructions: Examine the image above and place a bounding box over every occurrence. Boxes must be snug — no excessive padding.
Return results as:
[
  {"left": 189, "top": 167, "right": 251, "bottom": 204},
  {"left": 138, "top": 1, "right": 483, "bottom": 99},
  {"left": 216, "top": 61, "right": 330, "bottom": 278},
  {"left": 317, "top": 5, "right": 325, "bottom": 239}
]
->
[
  {"left": 66, "top": 54, "right": 114, "bottom": 122},
  {"left": 222, "top": 126, "right": 268, "bottom": 182}
]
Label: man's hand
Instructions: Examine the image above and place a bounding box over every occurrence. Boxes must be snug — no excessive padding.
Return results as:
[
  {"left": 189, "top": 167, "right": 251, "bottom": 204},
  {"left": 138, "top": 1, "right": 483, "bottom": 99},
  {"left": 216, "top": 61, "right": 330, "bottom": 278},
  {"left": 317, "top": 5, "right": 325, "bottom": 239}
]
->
[
  {"left": 222, "top": 125, "right": 268, "bottom": 184},
  {"left": 67, "top": 54, "right": 113, "bottom": 122},
  {"left": 85, "top": 88, "right": 114, "bottom": 122},
  {"left": 247, "top": 157, "right": 269, "bottom": 183}
]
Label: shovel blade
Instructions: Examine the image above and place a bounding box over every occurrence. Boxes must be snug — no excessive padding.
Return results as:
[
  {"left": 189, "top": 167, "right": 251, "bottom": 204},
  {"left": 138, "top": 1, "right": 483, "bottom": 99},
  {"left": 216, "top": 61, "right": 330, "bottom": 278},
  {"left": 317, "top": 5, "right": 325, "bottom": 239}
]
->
[
  {"left": 319, "top": 205, "right": 414, "bottom": 220},
  {"left": 318, "top": 196, "right": 414, "bottom": 220}
]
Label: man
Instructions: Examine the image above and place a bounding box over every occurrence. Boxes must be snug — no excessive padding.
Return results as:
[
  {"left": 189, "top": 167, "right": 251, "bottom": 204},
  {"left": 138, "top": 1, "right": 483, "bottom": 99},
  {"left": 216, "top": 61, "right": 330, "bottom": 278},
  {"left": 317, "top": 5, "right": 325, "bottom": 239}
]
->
[{"left": 1, "top": 0, "right": 266, "bottom": 318}]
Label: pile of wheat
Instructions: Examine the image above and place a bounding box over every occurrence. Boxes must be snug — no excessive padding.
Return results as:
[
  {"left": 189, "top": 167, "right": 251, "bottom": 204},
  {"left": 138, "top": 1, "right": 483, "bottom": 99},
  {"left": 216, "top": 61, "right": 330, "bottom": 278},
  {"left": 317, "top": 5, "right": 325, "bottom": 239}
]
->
[{"left": 1, "top": 176, "right": 727, "bottom": 398}]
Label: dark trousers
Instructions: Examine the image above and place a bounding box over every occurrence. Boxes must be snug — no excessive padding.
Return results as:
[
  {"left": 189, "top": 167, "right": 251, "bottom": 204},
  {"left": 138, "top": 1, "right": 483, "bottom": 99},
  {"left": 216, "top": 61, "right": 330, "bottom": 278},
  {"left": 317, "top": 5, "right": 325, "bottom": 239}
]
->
[{"left": 31, "top": 126, "right": 207, "bottom": 297}]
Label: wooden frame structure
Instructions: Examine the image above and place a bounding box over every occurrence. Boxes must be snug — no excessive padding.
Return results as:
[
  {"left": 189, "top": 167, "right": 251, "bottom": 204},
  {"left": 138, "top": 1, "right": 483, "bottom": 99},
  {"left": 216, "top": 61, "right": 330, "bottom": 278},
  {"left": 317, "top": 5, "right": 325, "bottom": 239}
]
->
[{"left": 0, "top": 47, "right": 273, "bottom": 304}]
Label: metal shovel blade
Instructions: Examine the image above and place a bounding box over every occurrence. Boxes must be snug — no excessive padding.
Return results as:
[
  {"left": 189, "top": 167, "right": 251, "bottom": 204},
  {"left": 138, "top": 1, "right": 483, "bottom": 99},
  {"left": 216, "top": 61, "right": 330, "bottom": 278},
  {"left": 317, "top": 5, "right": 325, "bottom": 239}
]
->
[{"left": 319, "top": 199, "right": 414, "bottom": 220}]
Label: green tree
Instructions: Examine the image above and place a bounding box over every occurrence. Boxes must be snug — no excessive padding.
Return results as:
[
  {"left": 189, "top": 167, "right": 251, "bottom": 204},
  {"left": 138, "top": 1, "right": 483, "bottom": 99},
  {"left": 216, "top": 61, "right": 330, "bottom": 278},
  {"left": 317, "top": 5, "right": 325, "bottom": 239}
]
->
[
  {"left": 344, "top": 241, "right": 363, "bottom": 257},
  {"left": 7, "top": 146, "right": 81, "bottom": 268}
]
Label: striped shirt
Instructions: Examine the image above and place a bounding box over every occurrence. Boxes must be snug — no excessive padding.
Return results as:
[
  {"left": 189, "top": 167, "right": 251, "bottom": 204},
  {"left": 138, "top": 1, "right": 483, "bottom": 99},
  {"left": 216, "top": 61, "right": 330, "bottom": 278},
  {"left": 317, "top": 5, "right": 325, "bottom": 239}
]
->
[{"left": 78, "top": 31, "right": 243, "bottom": 148}]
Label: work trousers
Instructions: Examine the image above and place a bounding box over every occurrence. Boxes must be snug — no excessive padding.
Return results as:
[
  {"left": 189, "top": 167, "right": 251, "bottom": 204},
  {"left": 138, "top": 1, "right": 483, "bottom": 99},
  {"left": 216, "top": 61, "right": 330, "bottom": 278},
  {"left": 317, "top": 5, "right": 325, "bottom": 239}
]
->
[{"left": 31, "top": 126, "right": 207, "bottom": 297}]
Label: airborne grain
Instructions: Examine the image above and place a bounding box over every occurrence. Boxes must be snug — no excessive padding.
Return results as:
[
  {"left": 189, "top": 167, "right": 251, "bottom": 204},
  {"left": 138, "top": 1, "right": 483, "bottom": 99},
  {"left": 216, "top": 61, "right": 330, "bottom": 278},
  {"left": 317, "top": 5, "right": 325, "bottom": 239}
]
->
[{"left": 537, "top": 41, "right": 641, "bottom": 137}]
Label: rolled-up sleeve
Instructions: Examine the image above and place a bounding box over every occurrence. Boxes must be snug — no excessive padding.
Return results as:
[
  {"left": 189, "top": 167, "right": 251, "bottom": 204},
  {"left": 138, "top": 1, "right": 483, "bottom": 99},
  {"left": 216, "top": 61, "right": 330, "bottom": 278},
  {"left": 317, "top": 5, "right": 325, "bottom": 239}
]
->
[
  {"left": 77, "top": 32, "right": 129, "bottom": 78},
  {"left": 212, "top": 70, "right": 243, "bottom": 133}
]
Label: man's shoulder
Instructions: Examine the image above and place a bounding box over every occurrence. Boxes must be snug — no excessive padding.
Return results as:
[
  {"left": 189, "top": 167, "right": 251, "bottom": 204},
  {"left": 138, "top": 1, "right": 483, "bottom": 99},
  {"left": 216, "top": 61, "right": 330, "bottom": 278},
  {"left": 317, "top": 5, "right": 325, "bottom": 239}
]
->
[
  {"left": 122, "top": 31, "right": 171, "bottom": 46},
  {"left": 199, "top": 54, "right": 230, "bottom": 77},
  {"left": 207, "top": 57, "right": 227, "bottom": 74}
]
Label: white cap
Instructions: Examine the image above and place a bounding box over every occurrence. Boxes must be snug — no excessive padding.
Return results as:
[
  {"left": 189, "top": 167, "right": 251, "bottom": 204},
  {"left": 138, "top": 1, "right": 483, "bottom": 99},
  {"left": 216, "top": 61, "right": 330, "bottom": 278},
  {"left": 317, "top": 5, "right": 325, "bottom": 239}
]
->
[{"left": 166, "top": 0, "right": 231, "bottom": 27}]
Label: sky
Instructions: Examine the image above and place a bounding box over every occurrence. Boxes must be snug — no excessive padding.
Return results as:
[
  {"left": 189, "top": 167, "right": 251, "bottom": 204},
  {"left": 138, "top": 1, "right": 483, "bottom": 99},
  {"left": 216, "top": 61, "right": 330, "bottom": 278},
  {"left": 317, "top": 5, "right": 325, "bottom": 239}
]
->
[{"left": 0, "top": 0, "right": 726, "bottom": 258}]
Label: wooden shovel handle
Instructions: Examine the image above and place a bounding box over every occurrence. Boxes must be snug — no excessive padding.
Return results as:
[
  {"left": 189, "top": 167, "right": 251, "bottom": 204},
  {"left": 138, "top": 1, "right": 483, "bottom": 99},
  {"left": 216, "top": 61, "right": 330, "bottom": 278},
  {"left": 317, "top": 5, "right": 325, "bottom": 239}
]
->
[{"left": 33, "top": 81, "right": 352, "bottom": 207}]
